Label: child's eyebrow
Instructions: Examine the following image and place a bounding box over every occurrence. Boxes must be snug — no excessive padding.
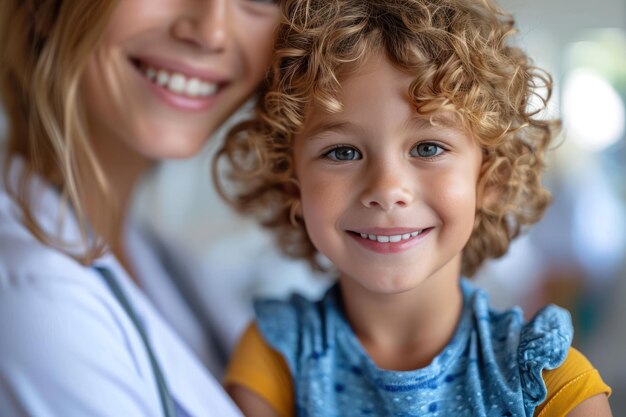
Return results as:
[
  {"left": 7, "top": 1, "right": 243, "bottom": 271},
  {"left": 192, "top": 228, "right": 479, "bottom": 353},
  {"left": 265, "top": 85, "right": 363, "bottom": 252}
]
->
[
  {"left": 303, "top": 120, "right": 367, "bottom": 140},
  {"left": 406, "top": 114, "right": 461, "bottom": 131},
  {"left": 301, "top": 114, "right": 463, "bottom": 140}
]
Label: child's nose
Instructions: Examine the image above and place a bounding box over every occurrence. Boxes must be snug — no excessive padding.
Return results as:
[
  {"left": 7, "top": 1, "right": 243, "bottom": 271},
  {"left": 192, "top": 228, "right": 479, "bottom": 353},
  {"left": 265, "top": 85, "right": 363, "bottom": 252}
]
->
[
  {"left": 172, "top": 0, "right": 230, "bottom": 53},
  {"left": 359, "top": 162, "right": 414, "bottom": 211}
]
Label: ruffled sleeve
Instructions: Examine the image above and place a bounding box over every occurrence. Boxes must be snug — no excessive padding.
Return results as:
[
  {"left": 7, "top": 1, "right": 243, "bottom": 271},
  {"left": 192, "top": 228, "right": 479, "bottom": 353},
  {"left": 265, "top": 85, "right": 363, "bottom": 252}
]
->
[
  {"left": 254, "top": 291, "right": 332, "bottom": 376},
  {"left": 518, "top": 305, "right": 573, "bottom": 415},
  {"left": 254, "top": 297, "right": 301, "bottom": 374}
]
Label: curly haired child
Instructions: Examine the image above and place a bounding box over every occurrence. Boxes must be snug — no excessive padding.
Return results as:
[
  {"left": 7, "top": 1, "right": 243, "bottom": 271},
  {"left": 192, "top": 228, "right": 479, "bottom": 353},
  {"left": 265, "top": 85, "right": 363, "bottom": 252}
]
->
[{"left": 216, "top": 0, "right": 612, "bottom": 416}]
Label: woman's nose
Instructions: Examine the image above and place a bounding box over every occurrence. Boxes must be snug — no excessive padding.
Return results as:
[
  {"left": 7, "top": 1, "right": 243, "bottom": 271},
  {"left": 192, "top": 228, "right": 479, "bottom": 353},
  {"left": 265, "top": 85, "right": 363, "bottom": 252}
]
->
[
  {"left": 360, "top": 162, "right": 415, "bottom": 211},
  {"left": 172, "top": 0, "right": 230, "bottom": 53}
]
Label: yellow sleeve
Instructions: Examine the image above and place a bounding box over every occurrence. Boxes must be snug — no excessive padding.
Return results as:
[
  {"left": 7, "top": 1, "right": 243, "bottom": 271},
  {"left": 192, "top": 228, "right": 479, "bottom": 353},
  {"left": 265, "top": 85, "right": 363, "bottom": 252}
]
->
[
  {"left": 535, "top": 347, "right": 612, "bottom": 417},
  {"left": 223, "top": 322, "right": 295, "bottom": 417}
]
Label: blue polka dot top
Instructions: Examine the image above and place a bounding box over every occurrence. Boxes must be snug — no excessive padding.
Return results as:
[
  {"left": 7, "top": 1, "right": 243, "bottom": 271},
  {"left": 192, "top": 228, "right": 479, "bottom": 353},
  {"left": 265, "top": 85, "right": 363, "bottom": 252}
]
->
[{"left": 254, "top": 279, "right": 573, "bottom": 417}]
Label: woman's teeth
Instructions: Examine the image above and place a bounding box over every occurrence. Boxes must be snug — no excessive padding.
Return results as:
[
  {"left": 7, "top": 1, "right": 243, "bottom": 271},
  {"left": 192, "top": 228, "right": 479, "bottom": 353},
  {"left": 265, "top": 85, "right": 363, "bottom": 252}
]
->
[
  {"left": 359, "top": 231, "right": 421, "bottom": 243},
  {"left": 142, "top": 66, "right": 218, "bottom": 98}
]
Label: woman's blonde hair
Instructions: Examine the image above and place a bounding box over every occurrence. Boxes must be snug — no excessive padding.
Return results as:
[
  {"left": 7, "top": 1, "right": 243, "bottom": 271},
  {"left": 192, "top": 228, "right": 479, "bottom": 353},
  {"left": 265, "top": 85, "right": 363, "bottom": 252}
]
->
[
  {"left": 216, "top": 0, "right": 561, "bottom": 277},
  {"left": 0, "top": 0, "right": 118, "bottom": 263}
]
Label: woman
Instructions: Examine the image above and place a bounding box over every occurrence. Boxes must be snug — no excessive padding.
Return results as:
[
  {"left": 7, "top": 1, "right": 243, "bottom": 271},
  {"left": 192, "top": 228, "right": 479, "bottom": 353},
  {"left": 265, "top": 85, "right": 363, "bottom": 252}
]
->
[{"left": 0, "top": 1, "right": 280, "bottom": 416}]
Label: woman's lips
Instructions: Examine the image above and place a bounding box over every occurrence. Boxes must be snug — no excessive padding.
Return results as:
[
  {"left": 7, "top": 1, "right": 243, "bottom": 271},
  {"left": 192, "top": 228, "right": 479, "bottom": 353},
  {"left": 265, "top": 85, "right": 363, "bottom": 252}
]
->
[{"left": 131, "top": 57, "right": 227, "bottom": 111}]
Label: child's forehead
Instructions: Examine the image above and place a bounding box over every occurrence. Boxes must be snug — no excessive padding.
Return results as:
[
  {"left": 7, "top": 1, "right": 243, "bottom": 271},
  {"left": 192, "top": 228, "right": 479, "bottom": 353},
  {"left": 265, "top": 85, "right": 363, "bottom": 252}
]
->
[
  {"left": 298, "top": 50, "right": 471, "bottom": 137},
  {"left": 301, "top": 108, "right": 466, "bottom": 138}
]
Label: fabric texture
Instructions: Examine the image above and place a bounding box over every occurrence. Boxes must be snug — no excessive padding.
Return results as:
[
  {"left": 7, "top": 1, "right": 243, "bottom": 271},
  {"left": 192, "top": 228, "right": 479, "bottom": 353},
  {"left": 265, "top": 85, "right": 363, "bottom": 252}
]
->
[
  {"left": 231, "top": 280, "right": 578, "bottom": 416},
  {"left": 225, "top": 324, "right": 295, "bottom": 417},
  {"left": 534, "top": 348, "right": 611, "bottom": 416},
  {"left": 0, "top": 154, "right": 242, "bottom": 417},
  {"left": 225, "top": 325, "right": 611, "bottom": 417}
]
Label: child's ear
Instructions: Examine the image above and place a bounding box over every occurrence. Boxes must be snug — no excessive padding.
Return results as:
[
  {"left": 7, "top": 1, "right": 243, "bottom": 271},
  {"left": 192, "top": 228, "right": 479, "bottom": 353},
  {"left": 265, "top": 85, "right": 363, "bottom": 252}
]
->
[
  {"left": 284, "top": 178, "right": 304, "bottom": 227},
  {"left": 477, "top": 181, "right": 500, "bottom": 211},
  {"left": 289, "top": 199, "right": 303, "bottom": 227},
  {"left": 283, "top": 177, "right": 301, "bottom": 199}
]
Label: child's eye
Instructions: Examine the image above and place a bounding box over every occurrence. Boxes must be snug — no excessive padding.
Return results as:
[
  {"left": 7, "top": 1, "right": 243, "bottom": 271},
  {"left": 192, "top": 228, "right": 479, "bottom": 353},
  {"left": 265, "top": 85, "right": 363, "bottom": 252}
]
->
[
  {"left": 410, "top": 142, "right": 445, "bottom": 158},
  {"left": 323, "top": 146, "right": 362, "bottom": 161}
]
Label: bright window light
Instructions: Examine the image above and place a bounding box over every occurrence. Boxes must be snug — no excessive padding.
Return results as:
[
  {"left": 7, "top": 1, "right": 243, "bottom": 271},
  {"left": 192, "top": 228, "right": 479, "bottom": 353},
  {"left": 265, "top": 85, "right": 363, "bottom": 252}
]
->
[{"left": 562, "top": 69, "right": 625, "bottom": 151}]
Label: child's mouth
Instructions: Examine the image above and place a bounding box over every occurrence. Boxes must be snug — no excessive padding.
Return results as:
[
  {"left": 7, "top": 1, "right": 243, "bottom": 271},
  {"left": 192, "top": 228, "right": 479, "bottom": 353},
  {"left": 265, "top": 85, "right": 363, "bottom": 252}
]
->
[
  {"left": 347, "top": 228, "right": 433, "bottom": 254},
  {"left": 353, "top": 230, "right": 425, "bottom": 243}
]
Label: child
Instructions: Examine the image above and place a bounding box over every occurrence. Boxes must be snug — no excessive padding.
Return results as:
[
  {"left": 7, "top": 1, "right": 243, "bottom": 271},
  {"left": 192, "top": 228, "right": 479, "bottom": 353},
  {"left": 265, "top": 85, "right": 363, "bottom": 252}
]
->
[{"left": 216, "top": 0, "right": 612, "bottom": 416}]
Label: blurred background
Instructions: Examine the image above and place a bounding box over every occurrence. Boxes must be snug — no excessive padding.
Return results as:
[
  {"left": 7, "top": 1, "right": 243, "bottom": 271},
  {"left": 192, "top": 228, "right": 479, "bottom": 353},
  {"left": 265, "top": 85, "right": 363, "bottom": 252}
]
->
[
  {"left": 2, "top": 0, "right": 624, "bottom": 412},
  {"left": 133, "top": 0, "right": 626, "bottom": 411}
]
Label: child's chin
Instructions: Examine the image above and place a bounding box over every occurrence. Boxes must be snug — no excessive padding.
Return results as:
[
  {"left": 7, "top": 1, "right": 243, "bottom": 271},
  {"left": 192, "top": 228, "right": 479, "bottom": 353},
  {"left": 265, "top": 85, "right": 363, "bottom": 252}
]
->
[{"left": 360, "top": 278, "right": 423, "bottom": 295}]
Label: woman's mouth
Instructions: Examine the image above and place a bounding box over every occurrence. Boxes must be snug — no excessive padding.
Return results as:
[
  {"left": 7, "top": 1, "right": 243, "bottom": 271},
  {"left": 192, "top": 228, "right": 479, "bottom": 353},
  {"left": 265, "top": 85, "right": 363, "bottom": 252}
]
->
[{"left": 132, "top": 59, "right": 221, "bottom": 99}]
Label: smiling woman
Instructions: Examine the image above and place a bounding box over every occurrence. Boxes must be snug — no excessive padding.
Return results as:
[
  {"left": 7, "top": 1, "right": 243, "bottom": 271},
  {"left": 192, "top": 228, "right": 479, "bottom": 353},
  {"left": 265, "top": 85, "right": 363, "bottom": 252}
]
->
[
  {"left": 0, "top": 0, "right": 280, "bottom": 416},
  {"left": 82, "top": 0, "right": 279, "bottom": 163}
]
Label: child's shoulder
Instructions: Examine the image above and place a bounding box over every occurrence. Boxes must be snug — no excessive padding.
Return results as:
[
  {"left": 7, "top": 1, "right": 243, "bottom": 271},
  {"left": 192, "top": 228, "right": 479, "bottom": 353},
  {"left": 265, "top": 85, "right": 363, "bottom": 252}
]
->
[
  {"left": 465, "top": 280, "right": 572, "bottom": 356},
  {"left": 253, "top": 281, "right": 575, "bottom": 368},
  {"left": 253, "top": 286, "right": 331, "bottom": 334},
  {"left": 254, "top": 285, "right": 335, "bottom": 332},
  {"left": 464, "top": 280, "right": 575, "bottom": 413},
  {"left": 252, "top": 281, "right": 585, "bottom": 415},
  {"left": 253, "top": 285, "right": 342, "bottom": 372},
  {"left": 465, "top": 279, "right": 573, "bottom": 367}
]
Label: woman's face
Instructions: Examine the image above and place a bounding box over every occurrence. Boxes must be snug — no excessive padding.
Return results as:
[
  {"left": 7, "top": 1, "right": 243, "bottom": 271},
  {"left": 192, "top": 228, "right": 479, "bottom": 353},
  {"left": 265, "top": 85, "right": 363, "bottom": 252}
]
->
[{"left": 82, "top": 0, "right": 280, "bottom": 161}]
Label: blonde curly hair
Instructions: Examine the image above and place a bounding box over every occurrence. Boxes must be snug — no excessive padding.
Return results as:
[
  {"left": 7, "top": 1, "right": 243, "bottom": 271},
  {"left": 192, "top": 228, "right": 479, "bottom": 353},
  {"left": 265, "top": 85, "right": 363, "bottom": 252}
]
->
[{"left": 215, "top": 0, "right": 560, "bottom": 277}]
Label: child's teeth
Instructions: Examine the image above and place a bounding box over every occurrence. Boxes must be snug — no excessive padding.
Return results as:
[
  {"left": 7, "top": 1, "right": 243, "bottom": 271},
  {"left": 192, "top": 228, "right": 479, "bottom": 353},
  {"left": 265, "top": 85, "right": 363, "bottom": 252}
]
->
[{"left": 360, "top": 231, "right": 422, "bottom": 242}]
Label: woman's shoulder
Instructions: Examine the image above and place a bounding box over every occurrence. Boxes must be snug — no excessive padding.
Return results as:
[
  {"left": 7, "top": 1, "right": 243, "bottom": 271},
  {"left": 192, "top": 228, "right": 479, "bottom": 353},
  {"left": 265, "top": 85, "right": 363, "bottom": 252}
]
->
[
  {"left": 0, "top": 180, "right": 150, "bottom": 405},
  {"left": 0, "top": 208, "right": 235, "bottom": 417},
  {"left": 0, "top": 250, "right": 165, "bottom": 416},
  {"left": 0, "top": 157, "right": 98, "bottom": 287},
  {"left": 0, "top": 226, "right": 138, "bottom": 362},
  {"left": 0, "top": 207, "right": 98, "bottom": 289}
]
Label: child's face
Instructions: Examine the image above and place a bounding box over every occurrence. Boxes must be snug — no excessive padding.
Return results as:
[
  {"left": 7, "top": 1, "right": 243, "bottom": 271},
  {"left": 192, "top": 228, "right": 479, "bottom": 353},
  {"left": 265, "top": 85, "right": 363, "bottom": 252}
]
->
[{"left": 293, "top": 54, "right": 484, "bottom": 294}]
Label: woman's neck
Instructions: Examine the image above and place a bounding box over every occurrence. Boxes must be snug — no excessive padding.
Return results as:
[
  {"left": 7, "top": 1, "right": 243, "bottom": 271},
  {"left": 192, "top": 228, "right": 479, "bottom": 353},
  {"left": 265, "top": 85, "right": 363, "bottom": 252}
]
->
[
  {"left": 339, "top": 260, "right": 464, "bottom": 371},
  {"left": 85, "top": 132, "right": 154, "bottom": 284}
]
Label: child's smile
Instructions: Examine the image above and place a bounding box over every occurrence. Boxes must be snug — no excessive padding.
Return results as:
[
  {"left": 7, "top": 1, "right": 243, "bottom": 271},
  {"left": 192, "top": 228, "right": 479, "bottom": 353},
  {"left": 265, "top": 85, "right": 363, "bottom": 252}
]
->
[
  {"left": 294, "top": 52, "right": 483, "bottom": 295},
  {"left": 347, "top": 227, "right": 434, "bottom": 254}
]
